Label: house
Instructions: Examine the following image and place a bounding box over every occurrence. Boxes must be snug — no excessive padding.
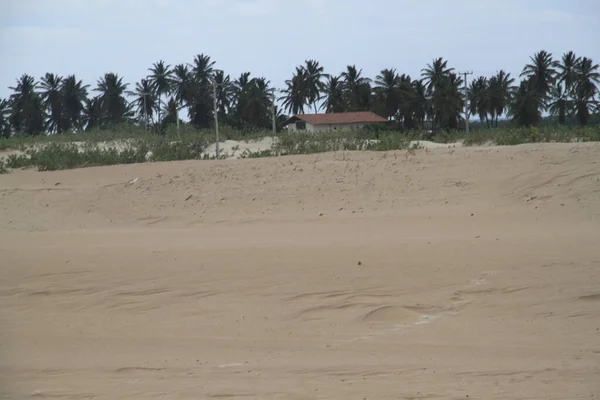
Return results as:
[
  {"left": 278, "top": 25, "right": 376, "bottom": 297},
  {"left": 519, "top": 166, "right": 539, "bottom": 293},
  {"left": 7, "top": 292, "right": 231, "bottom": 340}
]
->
[{"left": 283, "top": 111, "right": 388, "bottom": 133}]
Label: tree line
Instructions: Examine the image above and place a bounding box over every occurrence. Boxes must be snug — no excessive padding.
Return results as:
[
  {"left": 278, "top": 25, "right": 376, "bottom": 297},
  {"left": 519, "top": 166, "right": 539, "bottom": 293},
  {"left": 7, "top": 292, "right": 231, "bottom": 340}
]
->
[{"left": 0, "top": 50, "right": 598, "bottom": 138}]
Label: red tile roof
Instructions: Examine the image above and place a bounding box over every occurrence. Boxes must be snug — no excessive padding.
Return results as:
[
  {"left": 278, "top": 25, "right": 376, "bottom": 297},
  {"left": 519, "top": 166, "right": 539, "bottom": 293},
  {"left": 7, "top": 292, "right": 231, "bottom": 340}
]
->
[{"left": 286, "top": 111, "right": 387, "bottom": 126}]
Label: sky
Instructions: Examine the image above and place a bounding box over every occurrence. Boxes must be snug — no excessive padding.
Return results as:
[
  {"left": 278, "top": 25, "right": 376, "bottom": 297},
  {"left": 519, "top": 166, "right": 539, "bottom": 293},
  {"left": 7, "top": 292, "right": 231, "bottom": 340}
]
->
[{"left": 1, "top": 0, "right": 599, "bottom": 103}]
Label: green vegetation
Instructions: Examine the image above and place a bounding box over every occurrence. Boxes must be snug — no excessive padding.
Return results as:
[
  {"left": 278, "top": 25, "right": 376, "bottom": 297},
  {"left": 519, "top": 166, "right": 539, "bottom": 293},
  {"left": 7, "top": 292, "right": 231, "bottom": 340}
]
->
[
  {"left": 1, "top": 50, "right": 599, "bottom": 140},
  {"left": 6, "top": 144, "right": 147, "bottom": 171},
  {"left": 454, "top": 125, "right": 600, "bottom": 146},
  {"left": 2, "top": 136, "right": 211, "bottom": 172},
  {"left": 1, "top": 124, "right": 597, "bottom": 172},
  {"left": 0, "top": 49, "right": 598, "bottom": 172}
]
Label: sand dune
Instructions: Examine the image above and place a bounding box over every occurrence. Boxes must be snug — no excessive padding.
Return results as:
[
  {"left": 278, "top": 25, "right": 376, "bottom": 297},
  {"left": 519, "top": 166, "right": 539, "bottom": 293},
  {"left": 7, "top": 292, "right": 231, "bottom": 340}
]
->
[{"left": 1, "top": 142, "right": 599, "bottom": 399}]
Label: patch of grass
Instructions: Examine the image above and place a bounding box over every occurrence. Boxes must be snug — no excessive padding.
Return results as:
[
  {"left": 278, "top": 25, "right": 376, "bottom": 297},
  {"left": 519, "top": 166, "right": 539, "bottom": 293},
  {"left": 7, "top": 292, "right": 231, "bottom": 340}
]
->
[
  {"left": 241, "top": 149, "right": 274, "bottom": 158},
  {"left": 21, "top": 143, "right": 144, "bottom": 171},
  {"left": 271, "top": 130, "right": 410, "bottom": 155},
  {"left": 0, "top": 160, "right": 7, "bottom": 174},
  {"left": 1, "top": 124, "right": 598, "bottom": 173},
  {"left": 4, "top": 137, "right": 208, "bottom": 172},
  {"left": 0, "top": 136, "right": 29, "bottom": 151},
  {"left": 147, "top": 139, "right": 208, "bottom": 162},
  {"left": 4, "top": 153, "right": 30, "bottom": 169},
  {"left": 460, "top": 125, "right": 600, "bottom": 146},
  {"left": 369, "top": 132, "right": 411, "bottom": 151}
]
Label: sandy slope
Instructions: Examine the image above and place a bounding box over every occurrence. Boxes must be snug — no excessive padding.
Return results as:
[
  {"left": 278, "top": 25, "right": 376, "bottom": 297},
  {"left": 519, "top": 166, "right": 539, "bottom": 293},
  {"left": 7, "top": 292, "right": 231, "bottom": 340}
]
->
[{"left": 1, "top": 143, "right": 599, "bottom": 399}]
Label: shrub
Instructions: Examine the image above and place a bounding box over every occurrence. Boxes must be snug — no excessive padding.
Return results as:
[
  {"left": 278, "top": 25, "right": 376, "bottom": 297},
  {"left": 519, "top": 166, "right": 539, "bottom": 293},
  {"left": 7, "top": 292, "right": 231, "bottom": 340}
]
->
[
  {"left": 271, "top": 130, "right": 408, "bottom": 155},
  {"left": 1, "top": 124, "right": 598, "bottom": 173},
  {"left": 243, "top": 149, "right": 274, "bottom": 158},
  {"left": 4, "top": 153, "right": 30, "bottom": 169},
  {"left": 1, "top": 138, "right": 208, "bottom": 171},
  {"left": 148, "top": 139, "right": 207, "bottom": 162}
]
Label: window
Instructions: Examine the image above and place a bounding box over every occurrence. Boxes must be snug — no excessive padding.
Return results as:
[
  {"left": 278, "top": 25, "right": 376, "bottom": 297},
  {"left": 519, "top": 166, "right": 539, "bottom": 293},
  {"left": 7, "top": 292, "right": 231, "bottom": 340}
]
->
[{"left": 296, "top": 121, "right": 306, "bottom": 130}]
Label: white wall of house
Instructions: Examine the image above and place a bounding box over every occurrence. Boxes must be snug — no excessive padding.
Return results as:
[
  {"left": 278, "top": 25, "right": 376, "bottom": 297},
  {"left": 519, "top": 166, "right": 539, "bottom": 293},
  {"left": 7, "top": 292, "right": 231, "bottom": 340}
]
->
[
  {"left": 287, "top": 122, "right": 366, "bottom": 133},
  {"left": 287, "top": 122, "right": 315, "bottom": 132}
]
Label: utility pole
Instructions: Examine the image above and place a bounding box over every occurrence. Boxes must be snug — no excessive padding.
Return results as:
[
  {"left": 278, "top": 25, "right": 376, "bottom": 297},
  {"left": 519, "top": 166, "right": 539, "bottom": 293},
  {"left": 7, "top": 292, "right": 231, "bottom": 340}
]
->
[
  {"left": 271, "top": 92, "right": 277, "bottom": 135},
  {"left": 175, "top": 107, "right": 180, "bottom": 140},
  {"left": 143, "top": 92, "right": 148, "bottom": 134},
  {"left": 212, "top": 79, "right": 220, "bottom": 160},
  {"left": 459, "top": 71, "right": 473, "bottom": 133}
]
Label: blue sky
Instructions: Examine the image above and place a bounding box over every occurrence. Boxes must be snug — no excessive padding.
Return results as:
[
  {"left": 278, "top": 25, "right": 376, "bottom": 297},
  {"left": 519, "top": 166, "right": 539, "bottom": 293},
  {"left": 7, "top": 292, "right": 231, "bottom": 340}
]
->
[{"left": 1, "top": 0, "right": 599, "bottom": 102}]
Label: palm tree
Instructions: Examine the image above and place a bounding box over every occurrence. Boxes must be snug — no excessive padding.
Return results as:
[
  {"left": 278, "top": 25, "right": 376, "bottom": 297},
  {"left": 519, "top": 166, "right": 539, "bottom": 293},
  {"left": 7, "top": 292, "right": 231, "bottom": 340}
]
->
[
  {"left": 407, "top": 79, "right": 428, "bottom": 129},
  {"left": 147, "top": 60, "right": 173, "bottom": 124},
  {"left": 128, "top": 78, "right": 157, "bottom": 129},
  {"left": 94, "top": 72, "right": 130, "bottom": 127},
  {"left": 391, "top": 76, "right": 422, "bottom": 130},
  {"left": 83, "top": 97, "right": 102, "bottom": 131},
  {"left": 520, "top": 50, "right": 557, "bottom": 109},
  {"left": 432, "top": 73, "right": 463, "bottom": 130},
  {"left": 0, "top": 98, "right": 11, "bottom": 138},
  {"left": 555, "top": 51, "right": 580, "bottom": 94},
  {"left": 237, "top": 77, "right": 272, "bottom": 129},
  {"left": 421, "top": 58, "right": 454, "bottom": 129},
  {"left": 486, "top": 76, "right": 499, "bottom": 125},
  {"left": 233, "top": 72, "right": 252, "bottom": 92},
  {"left": 232, "top": 72, "right": 250, "bottom": 124},
  {"left": 548, "top": 85, "right": 572, "bottom": 125},
  {"left": 187, "top": 54, "right": 215, "bottom": 128},
  {"left": 190, "top": 54, "right": 215, "bottom": 83},
  {"left": 281, "top": 66, "right": 307, "bottom": 115},
  {"left": 162, "top": 97, "right": 180, "bottom": 127},
  {"left": 574, "top": 57, "right": 600, "bottom": 99},
  {"left": 61, "top": 75, "right": 89, "bottom": 133},
  {"left": 304, "top": 60, "right": 328, "bottom": 113},
  {"left": 509, "top": 78, "right": 541, "bottom": 127},
  {"left": 488, "top": 70, "right": 515, "bottom": 126},
  {"left": 321, "top": 75, "right": 345, "bottom": 113},
  {"left": 231, "top": 72, "right": 252, "bottom": 126},
  {"left": 171, "top": 64, "right": 193, "bottom": 106},
  {"left": 468, "top": 76, "right": 490, "bottom": 126},
  {"left": 394, "top": 74, "right": 416, "bottom": 129},
  {"left": 171, "top": 63, "right": 193, "bottom": 132},
  {"left": 214, "top": 70, "right": 234, "bottom": 118},
  {"left": 573, "top": 57, "right": 600, "bottom": 125},
  {"left": 9, "top": 74, "right": 45, "bottom": 135},
  {"left": 374, "top": 68, "right": 401, "bottom": 120},
  {"left": 341, "top": 65, "right": 371, "bottom": 111},
  {"left": 421, "top": 58, "right": 454, "bottom": 90},
  {"left": 40, "top": 73, "right": 64, "bottom": 134},
  {"left": 233, "top": 72, "right": 251, "bottom": 108}
]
